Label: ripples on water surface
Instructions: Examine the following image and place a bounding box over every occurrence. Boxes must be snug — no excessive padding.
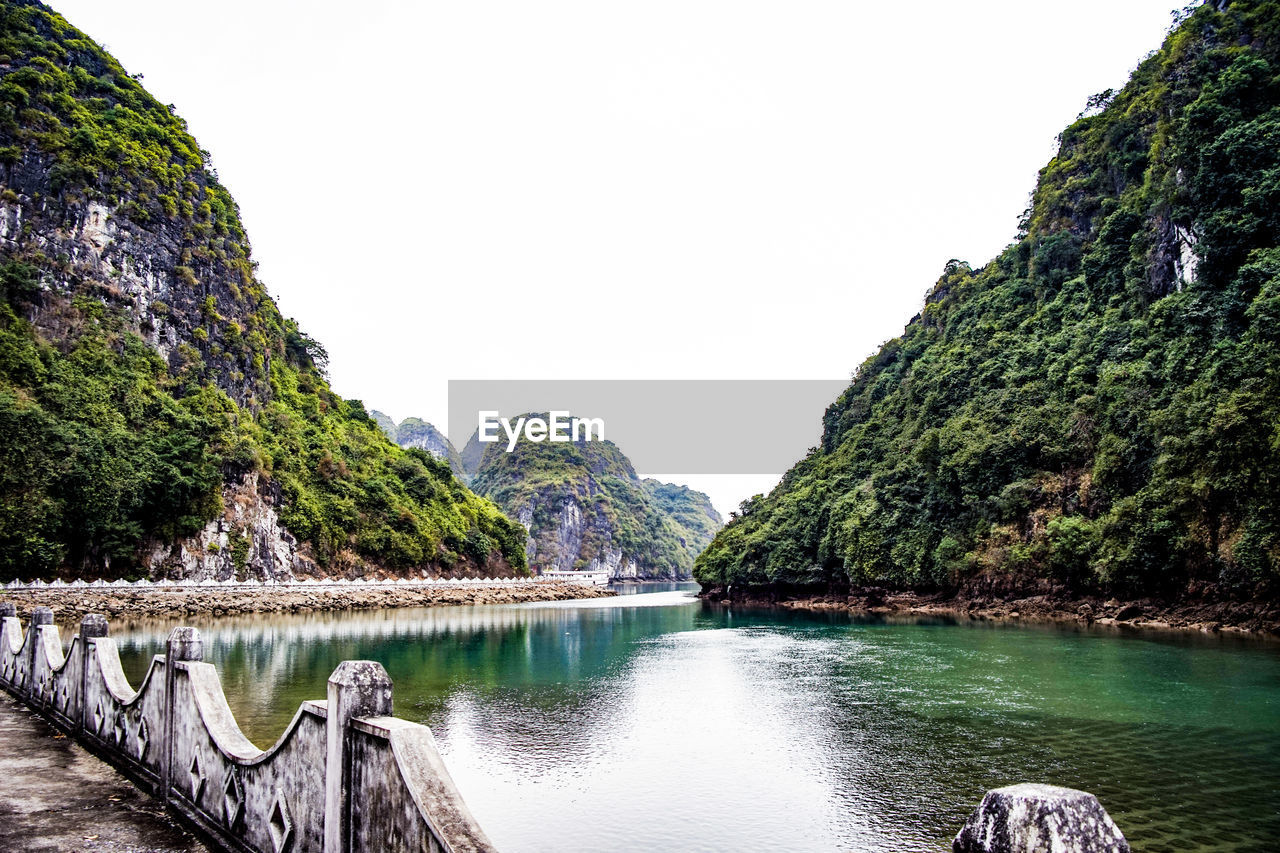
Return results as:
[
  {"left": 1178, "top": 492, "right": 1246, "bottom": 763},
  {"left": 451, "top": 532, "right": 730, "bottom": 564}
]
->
[{"left": 103, "top": 583, "right": 1280, "bottom": 852}]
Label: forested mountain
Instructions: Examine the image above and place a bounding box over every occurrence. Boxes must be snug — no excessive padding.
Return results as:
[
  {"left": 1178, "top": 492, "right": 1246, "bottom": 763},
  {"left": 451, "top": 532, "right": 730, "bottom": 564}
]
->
[
  {"left": 0, "top": 0, "right": 526, "bottom": 580},
  {"left": 697, "top": 0, "right": 1280, "bottom": 600},
  {"left": 471, "top": 428, "right": 720, "bottom": 579},
  {"left": 640, "top": 479, "right": 724, "bottom": 565},
  {"left": 383, "top": 414, "right": 722, "bottom": 579},
  {"left": 372, "top": 412, "right": 466, "bottom": 477}
]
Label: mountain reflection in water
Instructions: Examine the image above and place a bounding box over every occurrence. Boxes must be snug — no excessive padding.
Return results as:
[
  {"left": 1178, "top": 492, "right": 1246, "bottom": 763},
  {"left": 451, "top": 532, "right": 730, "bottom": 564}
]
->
[{"left": 104, "top": 584, "right": 1280, "bottom": 853}]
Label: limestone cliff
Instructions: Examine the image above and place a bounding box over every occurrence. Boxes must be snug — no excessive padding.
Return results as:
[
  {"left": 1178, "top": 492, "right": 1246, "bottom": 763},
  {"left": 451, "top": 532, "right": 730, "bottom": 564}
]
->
[
  {"left": 696, "top": 0, "right": 1280, "bottom": 600},
  {"left": 379, "top": 413, "right": 722, "bottom": 579},
  {"left": 144, "top": 471, "right": 317, "bottom": 581},
  {"left": 466, "top": 418, "right": 722, "bottom": 580},
  {"left": 0, "top": 1, "right": 528, "bottom": 581}
]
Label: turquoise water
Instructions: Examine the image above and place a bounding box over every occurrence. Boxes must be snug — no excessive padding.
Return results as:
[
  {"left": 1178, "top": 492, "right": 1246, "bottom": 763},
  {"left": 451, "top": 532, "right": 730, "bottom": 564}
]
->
[{"left": 107, "top": 584, "right": 1280, "bottom": 852}]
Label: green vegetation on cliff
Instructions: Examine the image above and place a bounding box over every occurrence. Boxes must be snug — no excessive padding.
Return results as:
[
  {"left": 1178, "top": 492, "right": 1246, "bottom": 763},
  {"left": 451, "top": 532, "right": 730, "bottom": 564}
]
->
[
  {"left": 372, "top": 411, "right": 466, "bottom": 478},
  {"left": 641, "top": 479, "right": 723, "bottom": 565},
  {"left": 0, "top": 295, "right": 224, "bottom": 572},
  {"left": 0, "top": 1, "right": 525, "bottom": 578},
  {"left": 697, "top": 0, "right": 1280, "bottom": 598}
]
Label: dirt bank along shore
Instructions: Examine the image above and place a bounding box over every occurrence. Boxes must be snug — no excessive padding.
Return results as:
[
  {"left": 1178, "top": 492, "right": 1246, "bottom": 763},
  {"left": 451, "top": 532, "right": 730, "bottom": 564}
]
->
[
  {"left": 0, "top": 581, "right": 615, "bottom": 623},
  {"left": 701, "top": 585, "right": 1280, "bottom": 638}
]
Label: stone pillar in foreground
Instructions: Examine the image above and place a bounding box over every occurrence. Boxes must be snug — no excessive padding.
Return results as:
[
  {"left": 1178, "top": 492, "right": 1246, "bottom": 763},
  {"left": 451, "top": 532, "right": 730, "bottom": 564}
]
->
[
  {"left": 325, "top": 660, "right": 394, "bottom": 853},
  {"left": 80, "top": 613, "right": 109, "bottom": 639},
  {"left": 162, "top": 627, "right": 204, "bottom": 799},
  {"left": 953, "top": 783, "right": 1130, "bottom": 853},
  {"left": 78, "top": 614, "right": 109, "bottom": 731},
  {"left": 166, "top": 626, "right": 204, "bottom": 663},
  {"left": 25, "top": 606, "right": 53, "bottom": 698},
  {"left": 0, "top": 603, "right": 16, "bottom": 690}
]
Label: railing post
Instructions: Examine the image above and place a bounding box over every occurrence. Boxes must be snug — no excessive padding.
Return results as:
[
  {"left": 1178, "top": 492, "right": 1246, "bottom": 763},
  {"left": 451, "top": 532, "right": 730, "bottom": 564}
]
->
[
  {"left": 162, "top": 627, "right": 203, "bottom": 802},
  {"left": 26, "top": 606, "right": 53, "bottom": 700},
  {"left": 325, "top": 660, "right": 393, "bottom": 853},
  {"left": 78, "top": 614, "right": 108, "bottom": 735},
  {"left": 0, "top": 602, "right": 14, "bottom": 688}
]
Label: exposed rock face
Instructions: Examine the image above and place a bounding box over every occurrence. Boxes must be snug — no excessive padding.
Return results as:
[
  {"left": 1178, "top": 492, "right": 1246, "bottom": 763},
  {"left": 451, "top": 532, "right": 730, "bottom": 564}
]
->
[
  {"left": 1150, "top": 215, "right": 1199, "bottom": 296},
  {"left": 383, "top": 416, "right": 724, "bottom": 580},
  {"left": 0, "top": 154, "right": 313, "bottom": 580},
  {"left": 0, "top": 161, "right": 271, "bottom": 408},
  {"left": 953, "top": 784, "right": 1130, "bottom": 853},
  {"left": 144, "top": 472, "right": 317, "bottom": 581},
  {"left": 519, "top": 496, "right": 648, "bottom": 577}
]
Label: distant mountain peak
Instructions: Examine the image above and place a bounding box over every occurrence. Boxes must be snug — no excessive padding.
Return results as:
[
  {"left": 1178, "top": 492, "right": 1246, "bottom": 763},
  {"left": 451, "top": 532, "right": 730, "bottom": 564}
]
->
[{"left": 386, "top": 412, "right": 722, "bottom": 579}]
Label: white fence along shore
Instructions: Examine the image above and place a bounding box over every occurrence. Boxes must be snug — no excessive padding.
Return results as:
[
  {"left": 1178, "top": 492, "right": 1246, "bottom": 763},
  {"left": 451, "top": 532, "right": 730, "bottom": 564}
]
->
[{"left": 1, "top": 575, "right": 599, "bottom": 592}]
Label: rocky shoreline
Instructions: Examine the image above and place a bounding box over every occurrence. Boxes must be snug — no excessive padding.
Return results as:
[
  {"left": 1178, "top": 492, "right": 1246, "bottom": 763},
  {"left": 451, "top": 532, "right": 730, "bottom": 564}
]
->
[
  {"left": 701, "top": 586, "right": 1280, "bottom": 639},
  {"left": 0, "top": 581, "right": 616, "bottom": 623}
]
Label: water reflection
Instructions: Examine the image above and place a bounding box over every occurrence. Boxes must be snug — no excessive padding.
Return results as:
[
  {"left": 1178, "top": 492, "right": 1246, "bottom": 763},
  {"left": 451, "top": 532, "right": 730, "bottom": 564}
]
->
[
  {"left": 105, "top": 586, "right": 1280, "bottom": 853},
  {"left": 110, "top": 588, "right": 703, "bottom": 753}
]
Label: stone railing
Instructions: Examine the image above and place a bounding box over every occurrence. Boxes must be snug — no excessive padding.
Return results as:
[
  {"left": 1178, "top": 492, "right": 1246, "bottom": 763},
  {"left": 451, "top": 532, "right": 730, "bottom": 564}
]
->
[{"left": 0, "top": 603, "right": 496, "bottom": 853}]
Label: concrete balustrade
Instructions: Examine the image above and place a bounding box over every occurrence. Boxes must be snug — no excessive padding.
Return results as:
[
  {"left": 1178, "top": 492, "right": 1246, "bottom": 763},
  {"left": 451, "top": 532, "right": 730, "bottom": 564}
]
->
[{"left": 0, "top": 606, "right": 495, "bottom": 853}]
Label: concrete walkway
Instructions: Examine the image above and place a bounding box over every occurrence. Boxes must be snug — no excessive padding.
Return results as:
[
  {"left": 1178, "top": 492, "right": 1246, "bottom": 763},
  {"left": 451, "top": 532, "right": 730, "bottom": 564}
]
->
[{"left": 0, "top": 692, "right": 207, "bottom": 853}]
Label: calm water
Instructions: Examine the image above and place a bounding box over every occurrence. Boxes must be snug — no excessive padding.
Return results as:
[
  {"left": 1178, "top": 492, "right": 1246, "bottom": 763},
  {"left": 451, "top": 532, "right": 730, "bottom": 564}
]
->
[{"left": 101, "top": 583, "right": 1280, "bottom": 852}]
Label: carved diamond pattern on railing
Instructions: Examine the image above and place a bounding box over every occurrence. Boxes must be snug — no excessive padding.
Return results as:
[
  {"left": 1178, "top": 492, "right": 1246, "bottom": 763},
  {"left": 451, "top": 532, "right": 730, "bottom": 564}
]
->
[
  {"left": 93, "top": 699, "right": 105, "bottom": 735},
  {"left": 57, "top": 682, "right": 69, "bottom": 712},
  {"left": 189, "top": 753, "right": 206, "bottom": 801},
  {"left": 111, "top": 712, "right": 125, "bottom": 745},
  {"left": 136, "top": 717, "right": 149, "bottom": 760},
  {"left": 268, "top": 791, "right": 294, "bottom": 853},
  {"left": 223, "top": 767, "right": 244, "bottom": 826}
]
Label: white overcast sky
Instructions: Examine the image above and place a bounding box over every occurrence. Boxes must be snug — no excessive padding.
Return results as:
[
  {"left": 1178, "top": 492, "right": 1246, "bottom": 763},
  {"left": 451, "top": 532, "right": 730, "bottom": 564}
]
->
[{"left": 53, "top": 0, "right": 1179, "bottom": 517}]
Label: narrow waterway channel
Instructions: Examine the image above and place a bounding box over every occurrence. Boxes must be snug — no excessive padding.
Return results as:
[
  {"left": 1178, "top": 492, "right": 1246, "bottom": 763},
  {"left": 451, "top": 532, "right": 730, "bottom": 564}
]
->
[{"left": 99, "top": 583, "right": 1280, "bottom": 853}]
